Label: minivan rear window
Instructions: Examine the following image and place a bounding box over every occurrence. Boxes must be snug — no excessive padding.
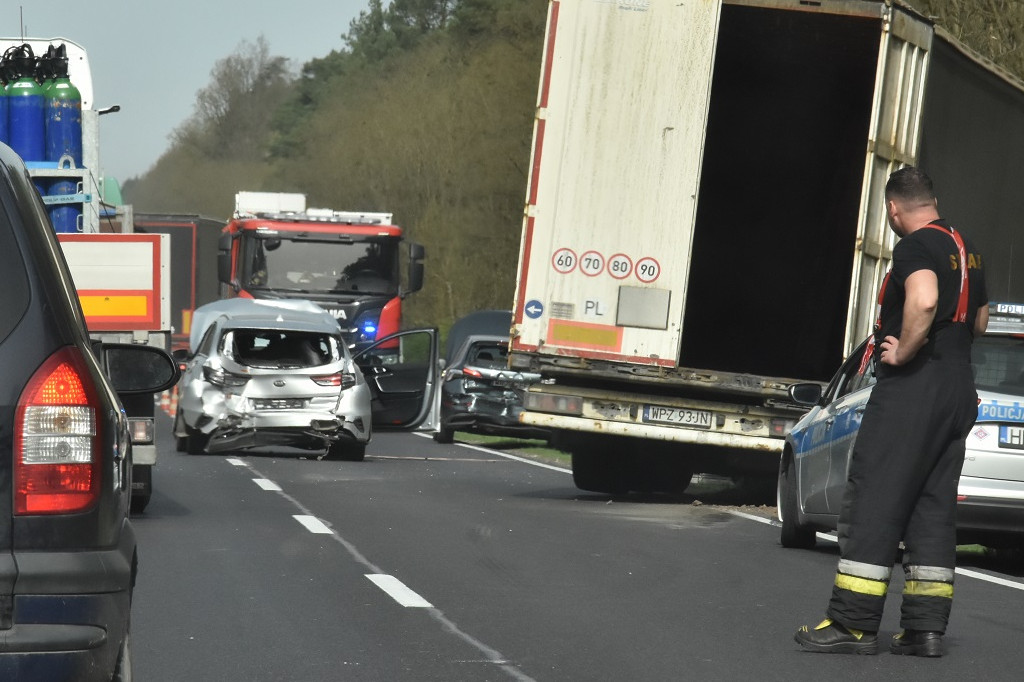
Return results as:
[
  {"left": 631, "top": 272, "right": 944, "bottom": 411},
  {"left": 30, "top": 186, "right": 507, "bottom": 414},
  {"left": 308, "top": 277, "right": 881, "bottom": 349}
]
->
[{"left": 0, "top": 210, "right": 31, "bottom": 343}]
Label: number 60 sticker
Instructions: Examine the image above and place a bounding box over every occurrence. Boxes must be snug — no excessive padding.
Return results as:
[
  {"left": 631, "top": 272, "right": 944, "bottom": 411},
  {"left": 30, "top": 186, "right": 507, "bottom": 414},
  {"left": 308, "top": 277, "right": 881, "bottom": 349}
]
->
[
  {"left": 635, "top": 257, "right": 661, "bottom": 283},
  {"left": 552, "top": 247, "right": 578, "bottom": 274}
]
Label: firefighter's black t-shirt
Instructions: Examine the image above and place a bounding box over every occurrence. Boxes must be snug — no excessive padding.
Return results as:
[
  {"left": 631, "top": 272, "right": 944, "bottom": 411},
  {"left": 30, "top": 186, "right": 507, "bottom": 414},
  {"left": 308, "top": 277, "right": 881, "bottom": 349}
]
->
[{"left": 876, "top": 219, "right": 988, "bottom": 345}]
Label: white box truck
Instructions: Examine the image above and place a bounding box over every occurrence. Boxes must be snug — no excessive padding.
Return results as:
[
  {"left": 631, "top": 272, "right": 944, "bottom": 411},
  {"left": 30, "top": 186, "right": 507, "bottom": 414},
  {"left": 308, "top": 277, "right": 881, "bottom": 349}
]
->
[{"left": 509, "top": 0, "right": 1024, "bottom": 493}]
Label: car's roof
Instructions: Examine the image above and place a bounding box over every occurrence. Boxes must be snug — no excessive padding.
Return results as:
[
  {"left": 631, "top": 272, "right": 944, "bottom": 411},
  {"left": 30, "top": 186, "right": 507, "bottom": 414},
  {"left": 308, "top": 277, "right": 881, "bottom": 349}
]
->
[
  {"left": 190, "top": 298, "right": 339, "bottom": 350},
  {"left": 220, "top": 314, "right": 342, "bottom": 335},
  {"left": 445, "top": 310, "right": 511, "bottom": 362}
]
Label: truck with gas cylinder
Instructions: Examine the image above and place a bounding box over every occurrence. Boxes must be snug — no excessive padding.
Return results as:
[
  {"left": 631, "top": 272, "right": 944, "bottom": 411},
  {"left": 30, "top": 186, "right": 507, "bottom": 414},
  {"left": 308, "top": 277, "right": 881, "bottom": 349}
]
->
[
  {"left": 218, "top": 191, "right": 424, "bottom": 355},
  {"left": 509, "top": 0, "right": 1024, "bottom": 494},
  {"left": 1, "top": 36, "right": 170, "bottom": 512}
]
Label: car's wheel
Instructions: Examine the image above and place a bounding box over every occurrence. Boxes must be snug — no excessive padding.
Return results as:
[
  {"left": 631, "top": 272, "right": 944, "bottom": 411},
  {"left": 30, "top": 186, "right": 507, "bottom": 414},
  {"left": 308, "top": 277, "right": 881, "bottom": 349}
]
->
[
  {"left": 111, "top": 630, "right": 132, "bottom": 682},
  {"left": 433, "top": 426, "right": 454, "bottom": 444},
  {"left": 173, "top": 411, "right": 187, "bottom": 452},
  {"left": 185, "top": 425, "right": 208, "bottom": 455},
  {"left": 327, "top": 440, "right": 366, "bottom": 462},
  {"left": 779, "top": 455, "right": 816, "bottom": 549}
]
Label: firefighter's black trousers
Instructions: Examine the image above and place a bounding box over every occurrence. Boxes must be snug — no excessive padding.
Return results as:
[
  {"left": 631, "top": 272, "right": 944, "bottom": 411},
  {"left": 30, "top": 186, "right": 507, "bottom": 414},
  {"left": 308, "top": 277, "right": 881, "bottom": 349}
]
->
[{"left": 827, "top": 330, "right": 978, "bottom": 633}]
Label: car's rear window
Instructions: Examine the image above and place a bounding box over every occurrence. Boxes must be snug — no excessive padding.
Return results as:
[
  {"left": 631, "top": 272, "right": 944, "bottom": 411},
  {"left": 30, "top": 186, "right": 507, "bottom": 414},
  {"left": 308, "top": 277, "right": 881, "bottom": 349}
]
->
[
  {"left": 222, "top": 329, "right": 339, "bottom": 369},
  {"left": 0, "top": 209, "right": 31, "bottom": 343},
  {"left": 973, "top": 336, "right": 1024, "bottom": 393},
  {"left": 467, "top": 343, "right": 508, "bottom": 369}
]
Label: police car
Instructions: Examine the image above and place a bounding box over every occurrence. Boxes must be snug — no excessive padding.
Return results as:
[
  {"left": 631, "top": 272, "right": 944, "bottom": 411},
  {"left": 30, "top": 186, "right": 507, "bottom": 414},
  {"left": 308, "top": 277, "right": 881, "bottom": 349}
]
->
[{"left": 778, "top": 302, "right": 1024, "bottom": 549}]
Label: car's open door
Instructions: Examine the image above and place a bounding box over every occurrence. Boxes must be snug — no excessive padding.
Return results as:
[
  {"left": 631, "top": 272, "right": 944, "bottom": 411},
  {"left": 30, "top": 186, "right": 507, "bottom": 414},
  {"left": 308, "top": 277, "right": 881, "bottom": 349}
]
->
[{"left": 354, "top": 328, "right": 439, "bottom": 431}]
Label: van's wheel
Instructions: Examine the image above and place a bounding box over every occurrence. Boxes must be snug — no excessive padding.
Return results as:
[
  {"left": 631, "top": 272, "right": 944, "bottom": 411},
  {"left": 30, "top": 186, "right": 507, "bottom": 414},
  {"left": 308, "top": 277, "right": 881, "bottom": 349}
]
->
[
  {"left": 779, "top": 455, "right": 816, "bottom": 549},
  {"left": 112, "top": 630, "right": 132, "bottom": 682}
]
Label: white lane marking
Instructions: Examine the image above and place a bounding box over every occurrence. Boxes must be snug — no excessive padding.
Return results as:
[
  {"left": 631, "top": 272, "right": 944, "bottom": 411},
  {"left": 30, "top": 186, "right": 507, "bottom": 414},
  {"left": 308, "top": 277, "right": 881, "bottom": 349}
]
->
[
  {"left": 738, "top": 511, "right": 1024, "bottom": 591},
  {"left": 293, "top": 515, "right": 333, "bottom": 534},
  {"left": 225, "top": 457, "right": 535, "bottom": 681},
  {"left": 956, "top": 568, "right": 1024, "bottom": 591},
  {"left": 412, "top": 432, "right": 570, "bottom": 473},
  {"left": 415, "top": 440, "right": 1024, "bottom": 593},
  {"left": 226, "top": 458, "right": 246, "bottom": 466},
  {"left": 254, "top": 478, "right": 282, "bottom": 491},
  {"left": 366, "top": 574, "right": 434, "bottom": 608}
]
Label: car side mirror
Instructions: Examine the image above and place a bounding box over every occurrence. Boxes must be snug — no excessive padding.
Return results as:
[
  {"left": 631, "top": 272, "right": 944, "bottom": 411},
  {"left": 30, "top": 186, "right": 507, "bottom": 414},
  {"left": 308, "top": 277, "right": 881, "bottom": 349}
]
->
[
  {"left": 103, "top": 344, "right": 181, "bottom": 394},
  {"left": 789, "top": 382, "right": 824, "bottom": 406}
]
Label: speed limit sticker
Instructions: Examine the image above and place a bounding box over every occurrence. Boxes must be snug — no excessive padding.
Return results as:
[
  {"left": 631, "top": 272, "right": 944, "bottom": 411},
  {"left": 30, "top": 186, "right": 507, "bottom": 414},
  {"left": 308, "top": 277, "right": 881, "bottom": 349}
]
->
[
  {"left": 635, "top": 257, "right": 661, "bottom": 283},
  {"left": 552, "top": 248, "right": 578, "bottom": 274},
  {"left": 608, "top": 254, "right": 633, "bottom": 280},
  {"left": 580, "top": 251, "right": 605, "bottom": 277}
]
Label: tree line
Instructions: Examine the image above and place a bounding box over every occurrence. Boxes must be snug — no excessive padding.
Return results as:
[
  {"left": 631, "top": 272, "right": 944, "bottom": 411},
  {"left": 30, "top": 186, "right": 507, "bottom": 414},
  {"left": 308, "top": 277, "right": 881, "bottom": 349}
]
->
[{"left": 122, "top": 0, "right": 1024, "bottom": 332}]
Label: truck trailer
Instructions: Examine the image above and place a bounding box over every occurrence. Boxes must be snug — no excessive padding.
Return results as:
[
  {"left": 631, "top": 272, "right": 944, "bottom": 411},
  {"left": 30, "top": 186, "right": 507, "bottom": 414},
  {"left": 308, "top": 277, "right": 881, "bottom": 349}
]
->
[
  {"left": 134, "top": 213, "right": 226, "bottom": 352},
  {"left": 509, "top": 0, "right": 1024, "bottom": 493}
]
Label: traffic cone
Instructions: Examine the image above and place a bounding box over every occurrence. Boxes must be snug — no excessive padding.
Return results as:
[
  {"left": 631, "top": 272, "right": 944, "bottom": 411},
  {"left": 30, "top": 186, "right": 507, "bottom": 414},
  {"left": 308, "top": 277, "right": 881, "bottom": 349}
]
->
[
  {"left": 169, "top": 386, "right": 179, "bottom": 416},
  {"left": 159, "top": 390, "right": 171, "bottom": 416}
]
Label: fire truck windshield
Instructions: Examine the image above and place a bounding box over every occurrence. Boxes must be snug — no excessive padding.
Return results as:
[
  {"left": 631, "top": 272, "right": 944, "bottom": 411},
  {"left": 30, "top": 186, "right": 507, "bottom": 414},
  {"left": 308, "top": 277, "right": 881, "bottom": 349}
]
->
[{"left": 242, "top": 234, "right": 400, "bottom": 295}]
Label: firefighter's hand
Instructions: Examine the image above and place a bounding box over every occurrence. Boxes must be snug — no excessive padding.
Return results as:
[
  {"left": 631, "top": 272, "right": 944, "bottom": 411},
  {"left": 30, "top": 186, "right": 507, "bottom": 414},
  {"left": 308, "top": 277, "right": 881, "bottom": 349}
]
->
[{"left": 879, "top": 335, "right": 906, "bottom": 366}]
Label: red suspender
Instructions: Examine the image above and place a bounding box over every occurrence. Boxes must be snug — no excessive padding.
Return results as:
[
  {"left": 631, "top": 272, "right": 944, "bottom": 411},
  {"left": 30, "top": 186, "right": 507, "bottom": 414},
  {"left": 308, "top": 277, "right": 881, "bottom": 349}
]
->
[
  {"left": 921, "top": 223, "right": 970, "bottom": 323},
  {"left": 858, "top": 223, "right": 969, "bottom": 374}
]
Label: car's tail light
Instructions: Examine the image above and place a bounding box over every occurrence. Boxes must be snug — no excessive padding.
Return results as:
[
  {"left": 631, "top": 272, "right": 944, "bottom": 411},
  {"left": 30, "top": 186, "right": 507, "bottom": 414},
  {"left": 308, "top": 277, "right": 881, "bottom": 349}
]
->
[
  {"left": 203, "top": 365, "right": 249, "bottom": 388},
  {"left": 312, "top": 373, "right": 357, "bottom": 390},
  {"left": 14, "top": 347, "right": 102, "bottom": 515}
]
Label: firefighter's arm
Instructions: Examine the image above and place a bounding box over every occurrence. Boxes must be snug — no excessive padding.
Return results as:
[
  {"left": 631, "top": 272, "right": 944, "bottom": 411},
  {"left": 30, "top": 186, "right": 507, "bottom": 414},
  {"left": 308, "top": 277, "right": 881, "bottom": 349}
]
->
[
  {"left": 974, "top": 304, "right": 989, "bottom": 336},
  {"left": 880, "top": 269, "right": 938, "bottom": 366}
]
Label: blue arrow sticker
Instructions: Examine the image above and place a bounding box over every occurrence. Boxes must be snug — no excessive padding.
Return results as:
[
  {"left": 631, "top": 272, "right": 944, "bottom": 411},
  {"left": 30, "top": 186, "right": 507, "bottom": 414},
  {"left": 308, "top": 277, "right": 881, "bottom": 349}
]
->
[{"left": 525, "top": 300, "right": 544, "bottom": 319}]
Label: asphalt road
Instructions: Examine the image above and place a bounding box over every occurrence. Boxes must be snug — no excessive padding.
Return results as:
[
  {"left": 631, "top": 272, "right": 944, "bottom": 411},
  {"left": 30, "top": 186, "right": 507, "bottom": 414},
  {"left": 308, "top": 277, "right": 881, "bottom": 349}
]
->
[{"left": 131, "top": 419, "right": 1024, "bottom": 680}]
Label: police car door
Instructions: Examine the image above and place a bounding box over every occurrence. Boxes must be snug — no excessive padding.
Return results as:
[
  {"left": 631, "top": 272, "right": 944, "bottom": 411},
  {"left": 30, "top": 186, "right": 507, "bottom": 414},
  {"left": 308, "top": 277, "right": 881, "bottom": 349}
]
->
[{"left": 824, "top": 346, "right": 877, "bottom": 512}]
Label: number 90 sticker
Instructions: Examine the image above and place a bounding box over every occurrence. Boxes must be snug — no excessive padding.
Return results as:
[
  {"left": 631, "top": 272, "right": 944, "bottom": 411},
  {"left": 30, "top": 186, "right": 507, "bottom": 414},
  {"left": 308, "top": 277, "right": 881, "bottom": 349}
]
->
[
  {"left": 635, "top": 257, "right": 661, "bottom": 283},
  {"left": 580, "top": 251, "right": 605, "bottom": 277},
  {"left": 552, "top": 248, "right": 578, "bottom": 274}
]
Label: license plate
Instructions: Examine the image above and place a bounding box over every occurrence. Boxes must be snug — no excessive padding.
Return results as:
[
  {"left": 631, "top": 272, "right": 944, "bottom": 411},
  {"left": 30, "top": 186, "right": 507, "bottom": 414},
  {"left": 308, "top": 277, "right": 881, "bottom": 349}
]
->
[
  {"left": 999, "top": 425, "right": 1024, "bottom": 449},
  {"left": 642, "top": 405, "right": 712, "bottom": 428},
  {"left": 253, "top": 398, "right": 305, "bottom": 410}
]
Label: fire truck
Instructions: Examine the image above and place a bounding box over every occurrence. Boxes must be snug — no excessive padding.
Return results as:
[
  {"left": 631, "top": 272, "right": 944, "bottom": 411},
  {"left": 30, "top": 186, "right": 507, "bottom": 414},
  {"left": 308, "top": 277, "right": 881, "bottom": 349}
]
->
[{"left": 218, "top": 192, "right": 424, "bottom": 354}]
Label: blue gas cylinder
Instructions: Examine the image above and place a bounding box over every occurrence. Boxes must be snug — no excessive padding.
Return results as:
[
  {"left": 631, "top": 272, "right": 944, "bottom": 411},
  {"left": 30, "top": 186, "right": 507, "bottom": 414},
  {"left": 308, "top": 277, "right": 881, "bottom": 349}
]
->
[
  {"left": 44, "top": 45, "right": 83, "bottom": 232},
  {"left": 6, "top": 46, "right": 45, "bottom": 162}
]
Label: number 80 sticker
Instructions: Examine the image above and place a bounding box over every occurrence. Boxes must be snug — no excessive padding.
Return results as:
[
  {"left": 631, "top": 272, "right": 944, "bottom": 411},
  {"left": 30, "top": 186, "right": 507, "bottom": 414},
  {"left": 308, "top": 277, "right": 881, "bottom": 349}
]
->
[{"left": 635, "top": 257, "right": 661, "bottom": 283}]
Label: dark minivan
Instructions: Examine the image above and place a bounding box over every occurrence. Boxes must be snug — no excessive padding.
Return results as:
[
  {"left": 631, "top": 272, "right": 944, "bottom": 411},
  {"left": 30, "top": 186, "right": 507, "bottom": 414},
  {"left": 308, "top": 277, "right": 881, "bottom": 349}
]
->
[{"left": 0, "top": 143, "right": 179, "bottom": 679}]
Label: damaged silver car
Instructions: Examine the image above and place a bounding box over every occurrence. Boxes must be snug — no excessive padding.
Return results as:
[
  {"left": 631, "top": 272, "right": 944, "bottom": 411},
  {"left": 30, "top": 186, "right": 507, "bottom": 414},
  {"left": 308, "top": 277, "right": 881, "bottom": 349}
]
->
[{"left": 172, "top": 299, "right": 371, "bottom": 460}]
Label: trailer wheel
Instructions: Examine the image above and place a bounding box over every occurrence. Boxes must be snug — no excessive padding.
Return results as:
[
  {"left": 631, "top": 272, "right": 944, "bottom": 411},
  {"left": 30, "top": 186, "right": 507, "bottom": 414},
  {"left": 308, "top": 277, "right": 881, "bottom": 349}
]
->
[
  {"left": 778, "top": 454, "right": 816, "bottom": 549},
  {"left": 572, "top": 451, "right": 628, "bottom": 495},
  {"left": 630, "top": 455, "right": 694, "bottom": 495}
]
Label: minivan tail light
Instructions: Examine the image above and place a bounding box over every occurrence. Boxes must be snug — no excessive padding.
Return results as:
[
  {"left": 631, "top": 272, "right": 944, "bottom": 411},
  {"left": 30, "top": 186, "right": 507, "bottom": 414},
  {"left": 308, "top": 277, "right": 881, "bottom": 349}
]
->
[{"left": 14, "top": 347, "right": 102, "bottom": 515}]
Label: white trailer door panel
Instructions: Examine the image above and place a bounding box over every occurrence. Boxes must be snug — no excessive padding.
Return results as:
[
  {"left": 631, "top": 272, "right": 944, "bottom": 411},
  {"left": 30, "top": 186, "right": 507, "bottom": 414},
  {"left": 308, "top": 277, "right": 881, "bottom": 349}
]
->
[{"left": 513, "top": 0, "right": 722, "bottom": 367}]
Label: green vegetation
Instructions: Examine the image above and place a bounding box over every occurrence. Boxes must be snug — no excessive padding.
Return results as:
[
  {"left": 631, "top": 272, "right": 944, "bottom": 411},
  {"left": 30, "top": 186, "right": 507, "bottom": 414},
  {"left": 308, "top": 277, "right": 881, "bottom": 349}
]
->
[{"left": 124, "top": 0, "right": 1024, "bottom": 334}]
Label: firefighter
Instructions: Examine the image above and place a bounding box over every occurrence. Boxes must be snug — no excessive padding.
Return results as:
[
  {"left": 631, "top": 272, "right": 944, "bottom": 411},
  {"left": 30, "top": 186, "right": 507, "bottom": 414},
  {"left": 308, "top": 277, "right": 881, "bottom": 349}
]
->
[{"left": 795, "top": 166, "right": 989, "bottom": 657}]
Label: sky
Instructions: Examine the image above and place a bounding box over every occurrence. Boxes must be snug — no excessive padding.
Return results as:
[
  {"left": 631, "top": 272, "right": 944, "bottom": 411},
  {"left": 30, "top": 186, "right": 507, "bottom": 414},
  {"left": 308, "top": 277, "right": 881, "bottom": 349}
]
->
[{"left": 5, "top": 0, "right": 370, "bottom": 181}]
